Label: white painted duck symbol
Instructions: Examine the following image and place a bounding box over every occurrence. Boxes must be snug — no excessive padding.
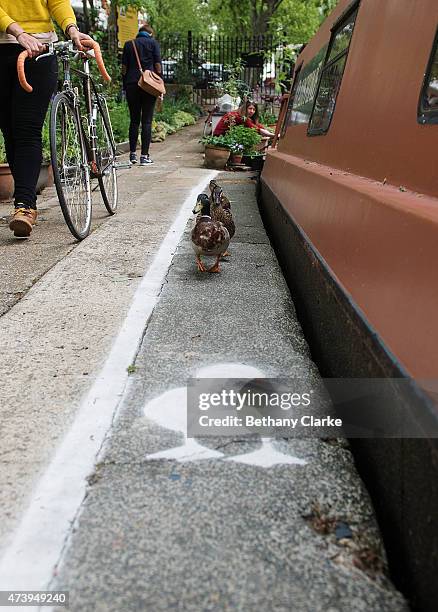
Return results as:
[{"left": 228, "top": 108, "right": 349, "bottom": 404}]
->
[{"left": 143, "top": 363, "right": 307, "bottom": 468}]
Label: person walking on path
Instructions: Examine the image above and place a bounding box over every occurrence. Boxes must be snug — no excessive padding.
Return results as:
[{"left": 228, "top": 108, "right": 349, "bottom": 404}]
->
[
  {"left": 0, "top": 0, "right": 92, "bottom": 238},
  {"left": 122, "top": 24, "right": 162, "bottom": 167}
]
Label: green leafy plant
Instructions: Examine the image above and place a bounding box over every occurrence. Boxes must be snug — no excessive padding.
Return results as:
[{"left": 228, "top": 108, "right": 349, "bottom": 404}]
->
[
  {"left": 200, "top": 134, "right": 233, "bottom": 149},
  {"left": 247, "top": 150, "right": 265, "bottom": 158},
  {"left": 217, "top": 58, "right": 251, "bottom": 100},
  {"left": 259, "top": 111, "right": 277, "bottom": 126},
  {"left": 0, "top": 132, "right": 6, "bottom": 164},
  {"left": 106, "top": 99, "right": 131, "bottom": 143},
  {"left": 226, "top": 125, "right": 262, "bottom": 153},
  {"left": 42, "top": 116, "right": 51, "bottom": 163}
]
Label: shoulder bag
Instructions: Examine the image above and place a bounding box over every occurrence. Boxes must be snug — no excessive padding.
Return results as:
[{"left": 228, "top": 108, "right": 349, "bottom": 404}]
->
[{"left": 131, "top": 40, "right": 166, "bottom": 97}]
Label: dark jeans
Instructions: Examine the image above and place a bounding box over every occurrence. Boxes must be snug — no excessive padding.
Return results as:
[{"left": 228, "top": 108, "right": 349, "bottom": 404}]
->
[
  {"left": 0, "top": 44, "right": 57, "bottom": 209},
  {"left": 125, "top": 83, "right": 156, "bottom": 155}
]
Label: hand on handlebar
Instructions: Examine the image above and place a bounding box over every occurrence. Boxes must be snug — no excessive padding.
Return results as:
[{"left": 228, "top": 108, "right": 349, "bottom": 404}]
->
[
  {"left": 67, "top": 27, "right": 93, "bottom": 52},
  {"left": 16, "top": 33, "right": 45, "bottom": 58},
  {"left": 17, "top": 36, "right": 111, "bottom": 93}
]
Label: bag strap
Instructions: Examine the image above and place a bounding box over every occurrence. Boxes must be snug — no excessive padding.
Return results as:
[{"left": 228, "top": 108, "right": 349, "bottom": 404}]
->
[{"left": 131, "top": 40, "right": 143, "bottom": 74}]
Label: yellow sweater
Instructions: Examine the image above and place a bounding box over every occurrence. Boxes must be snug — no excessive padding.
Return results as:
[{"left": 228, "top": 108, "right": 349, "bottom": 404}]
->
[{"left": 0, "top": 0, "right": 76, "bottom": 34}]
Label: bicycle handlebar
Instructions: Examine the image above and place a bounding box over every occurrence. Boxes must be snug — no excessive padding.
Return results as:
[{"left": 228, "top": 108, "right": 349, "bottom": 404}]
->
[{"left": 17, "top": 39, "right": 111, "bottom": 93}]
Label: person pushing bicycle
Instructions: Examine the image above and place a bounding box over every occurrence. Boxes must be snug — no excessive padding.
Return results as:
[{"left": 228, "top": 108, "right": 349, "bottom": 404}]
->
[{"left": 0, "top": 0, "right": 93, "bottom": 237}]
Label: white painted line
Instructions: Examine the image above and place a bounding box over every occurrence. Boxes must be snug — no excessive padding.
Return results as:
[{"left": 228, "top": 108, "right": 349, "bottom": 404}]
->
[{"left": 0, "top": 170, "right": 218, "bottom": 597}]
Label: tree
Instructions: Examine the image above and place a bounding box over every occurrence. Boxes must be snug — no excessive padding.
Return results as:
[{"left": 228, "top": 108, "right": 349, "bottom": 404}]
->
[
  {"left": 206, "top": 0, "right": 338, "bottom": 40},
  {"left": 146, "top": 0, "right": 209, "bottom": 37}
]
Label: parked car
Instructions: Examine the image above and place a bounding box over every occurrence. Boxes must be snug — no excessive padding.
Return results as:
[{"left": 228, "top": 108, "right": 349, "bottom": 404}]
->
[
  {"left": 161, "top": 60, "right": 177, "bottom": 83},
  {"left": 201, "top": 63, "right": 224, "bottom": 84}
]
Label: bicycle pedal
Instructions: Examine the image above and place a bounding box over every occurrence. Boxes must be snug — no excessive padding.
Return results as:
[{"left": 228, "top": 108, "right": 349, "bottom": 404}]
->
[{"left": 114, "top": 162, "right": 132, "bottom": 169}]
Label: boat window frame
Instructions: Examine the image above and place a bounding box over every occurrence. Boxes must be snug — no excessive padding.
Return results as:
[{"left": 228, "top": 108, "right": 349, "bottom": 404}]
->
[
  {"left": 418, "top": 27, "right": 438, "bottom": 125},
  {"left": 307, "top": 0, "right": 360, "bottom": 136},
  {"left": 281, "top": 62, "right": 303, "bottom": 136}
]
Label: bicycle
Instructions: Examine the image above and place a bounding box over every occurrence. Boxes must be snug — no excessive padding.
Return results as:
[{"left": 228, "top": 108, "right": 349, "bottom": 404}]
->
[{"left": 17, "top": 40, "right": 119, "bottom": 240}]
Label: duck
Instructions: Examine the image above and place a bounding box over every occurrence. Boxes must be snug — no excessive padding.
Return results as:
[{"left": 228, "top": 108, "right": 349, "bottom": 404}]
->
[
  {"left": 191, "top": 194, "right": 230, "bottom": 273},
  {"left": 210, "top": 184, "right": 235, "bottom": 238},
  {"left": 209, "top": 185, "right": 235, "bottom": 260}
]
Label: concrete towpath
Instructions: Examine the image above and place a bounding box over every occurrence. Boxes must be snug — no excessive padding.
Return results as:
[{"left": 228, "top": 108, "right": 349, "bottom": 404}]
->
[
  {"left": 0, "top": 168, "right": 407, "bottom": 609},
  {"left": 0, "top": 121, "right": 212, "bottom": 551}
]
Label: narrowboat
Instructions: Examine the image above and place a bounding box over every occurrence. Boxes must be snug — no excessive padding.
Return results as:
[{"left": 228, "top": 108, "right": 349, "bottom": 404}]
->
[{"left": 259, "top": 1, "right": 438, "bottom": 610}]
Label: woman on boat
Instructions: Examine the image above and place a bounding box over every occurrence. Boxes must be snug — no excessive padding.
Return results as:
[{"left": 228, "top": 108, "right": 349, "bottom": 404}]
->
[{"left": 213, "top": 100, "right": 275, "bottom": 138}]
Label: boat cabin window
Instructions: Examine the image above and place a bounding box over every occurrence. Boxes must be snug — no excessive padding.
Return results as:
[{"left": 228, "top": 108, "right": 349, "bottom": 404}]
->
[
  {"left": 285, "top": 46, "right": 327, "bottom": 128},
  {"left": 418, "top": 28, "right": 438, "bottom": 124},
  {"left": 308, "top": 2, "right": 359, "bottom": 135},
  {"left": 282, "top": 65, "right": 302, "bottom": 135}
]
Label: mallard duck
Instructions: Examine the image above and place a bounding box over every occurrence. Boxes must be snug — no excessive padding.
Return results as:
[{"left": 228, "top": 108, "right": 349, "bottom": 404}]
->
[
  {"left": 209, "top": 179, "right": 218, "bottom": 193},
  {"left": 220, "top": 192, "right": 232, "bottom": 210},
  {"left": 210, "top": 184, "right": 235, "bottom": 240},
  {"left": 209, "top": 185, "right": 235, "bottom": 261},
  {"left": 191, "top": 194, "right": 230, "bottom": 273}
]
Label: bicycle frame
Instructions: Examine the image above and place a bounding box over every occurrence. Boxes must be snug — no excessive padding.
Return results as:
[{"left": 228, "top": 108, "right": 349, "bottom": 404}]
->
[{"left": 38, "top": 41, "right": 116, "bottom": 178}]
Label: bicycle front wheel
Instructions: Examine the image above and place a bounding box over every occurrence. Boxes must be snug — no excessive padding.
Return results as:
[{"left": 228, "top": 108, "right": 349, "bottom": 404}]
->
[
  {"left": 95, "top": 96, "right": 118, "bottom": 215},
  {"left": 50, "top": 92, "right": 92, "bottom": 240}
]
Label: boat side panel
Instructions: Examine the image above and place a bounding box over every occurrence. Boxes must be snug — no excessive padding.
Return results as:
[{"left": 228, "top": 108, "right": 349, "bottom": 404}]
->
[
  {"left": 279, "top": 0, "right": 438, "bottom": 198},
  {"left": 263, "top": 150, "right": 438, "bottom": 379}
]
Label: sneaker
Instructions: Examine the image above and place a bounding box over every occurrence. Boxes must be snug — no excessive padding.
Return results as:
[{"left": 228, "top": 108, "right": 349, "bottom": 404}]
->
[
  {"left": 9, "top": 207, "right": 37, "bottom": 238},
  {"left": 129, "top": 152, "right": 137, "bottom": 165},
  {"left": 140, "top": 155, "right": 153, "bottom": 166}
]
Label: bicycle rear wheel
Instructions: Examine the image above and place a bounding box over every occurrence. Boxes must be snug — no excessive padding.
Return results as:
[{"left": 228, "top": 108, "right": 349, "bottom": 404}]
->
[
  {"left": 50, "top": 92, "right": 92, "bottom": 240},
  {"left": 95, "top": 96, "right": 118, "bottom": 215}
]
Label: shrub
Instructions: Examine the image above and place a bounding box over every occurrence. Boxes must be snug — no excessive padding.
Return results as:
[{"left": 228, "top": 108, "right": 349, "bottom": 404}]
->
[
  {"left": 107, "top": 100, "right": 131, "bottom": 143},
  {"left": 103, "top": 93, "right": 201, "bottom": 144},
  {"left": 226, "top": 125, "right": 262, "bottom": 153},
  {"left": 171, "top": 110, "right": 196, "bottom": 129},
  {"left": 200, "top": 134, "right": 233, "bottom": 149},
  {"left": 0, "top": 132, "right": 6, "bottom": 163}
]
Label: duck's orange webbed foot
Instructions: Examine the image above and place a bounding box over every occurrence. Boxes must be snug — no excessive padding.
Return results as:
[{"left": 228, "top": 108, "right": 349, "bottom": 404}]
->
[
  {"left": 196, "top": 256, "right": 207, "bottom": 272},
  {"left": 221, "top": 250, "right": 231, "bottom": 258},
  {"left": 208, "top": 256, "right": 221, "bottom": 273}
]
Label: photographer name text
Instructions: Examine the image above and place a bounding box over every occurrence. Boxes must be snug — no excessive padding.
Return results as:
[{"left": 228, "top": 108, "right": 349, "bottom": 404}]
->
[{"left": 198, "top": 415, "right": 342, "bottom": 428}]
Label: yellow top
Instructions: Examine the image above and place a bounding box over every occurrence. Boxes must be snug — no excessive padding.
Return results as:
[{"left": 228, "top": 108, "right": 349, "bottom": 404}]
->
[{"left": 0, "top": 0, "right": 76, "bottom": 34}]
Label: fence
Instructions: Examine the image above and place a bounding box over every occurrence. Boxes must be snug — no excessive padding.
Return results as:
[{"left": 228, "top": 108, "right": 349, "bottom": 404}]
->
[{"left": 159, "top": 32, "right": 293, "bottom": 110}]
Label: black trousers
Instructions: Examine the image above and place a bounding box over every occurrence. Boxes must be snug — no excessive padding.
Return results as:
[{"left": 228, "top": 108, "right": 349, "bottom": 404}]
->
[
  {"left": 0, "top": 44, "right": 57, "bottom": 209},
  {"left": 125, "top": 83, "right": 156, "bottom": 155}
]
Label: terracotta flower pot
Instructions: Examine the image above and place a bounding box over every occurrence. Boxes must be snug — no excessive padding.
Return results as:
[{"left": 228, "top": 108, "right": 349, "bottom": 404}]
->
[
  {"left": 204, "top": 144, "right": 230, "bottom": 169},
  {"left": 0, "top": 164, "right": 14, "bottom": 201},
  {"left": 0, "top": 162, "right": 54, "bottom": 200},
  {"left": 230, "top": 154, "right": 243, "bottom": 165}
]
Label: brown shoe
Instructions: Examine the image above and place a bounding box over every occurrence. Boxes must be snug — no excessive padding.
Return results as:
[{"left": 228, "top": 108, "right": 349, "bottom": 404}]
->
[{"left": 9, "top": 207, "right": 38, "bottom": 238}]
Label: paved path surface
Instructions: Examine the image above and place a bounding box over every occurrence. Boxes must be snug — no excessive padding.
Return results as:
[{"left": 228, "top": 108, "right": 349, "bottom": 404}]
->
[
  {"left": 0, "top": 122, "right": 209, "bottom": 550},
  {"left": 0, "top": 137, "right": 407, "bottom": 610}
]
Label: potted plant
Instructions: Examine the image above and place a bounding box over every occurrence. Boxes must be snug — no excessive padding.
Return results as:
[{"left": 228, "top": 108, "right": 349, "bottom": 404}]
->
[
  {"left": 218, "top": 58, "right": 250, "bottom": 108},
  {"left": 259, "top": 111, "right": 277, "bottom": 132},
  {"left": 229, "top": 142, "right": 244, "bottom": 165},
  {"left": 227, "top": 125, "right": 262, "bottom": 155},
  {"left": 200, "top": 134, "right": 231, "bottom": 169},
  {"left": 0, "top": 133, "right": 14, "bottom": 201},
  {"left": 0, "top": 120, "right": 53, "bottom": 201}
]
